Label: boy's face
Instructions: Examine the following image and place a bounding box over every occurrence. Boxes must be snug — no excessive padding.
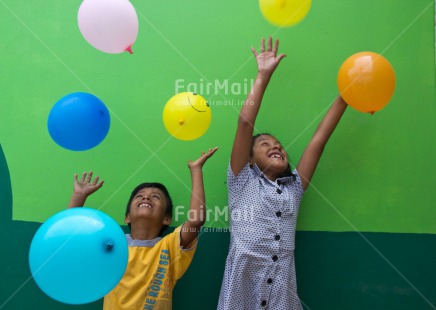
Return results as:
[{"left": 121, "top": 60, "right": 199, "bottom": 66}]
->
[
  {"left": 124, "top": 187, "right": 172, "bottom": 228},
  {"left": 250, "top": 135, "right": 289, "bottom": 177}
]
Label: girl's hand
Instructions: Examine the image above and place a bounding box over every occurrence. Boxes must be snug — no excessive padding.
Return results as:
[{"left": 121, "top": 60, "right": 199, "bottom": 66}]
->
[
  {"left": 73, "top": 171, "right": 104, "bottom": 197},
  {"left": 251, "top": 37, "right": 286, "bottom": 74},
  {"left": 188, "top": 147, "right": 218, "bottom": 170}
]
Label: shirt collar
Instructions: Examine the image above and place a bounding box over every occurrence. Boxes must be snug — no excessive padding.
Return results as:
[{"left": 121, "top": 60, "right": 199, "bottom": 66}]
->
[{"left": 125, "top": 234, "right": 162, "bottom": 247}]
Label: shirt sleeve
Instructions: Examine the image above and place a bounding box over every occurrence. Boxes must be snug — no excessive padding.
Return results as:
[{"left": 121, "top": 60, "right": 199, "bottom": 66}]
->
[
  {"left": 292, "top": 168, "right": 305, "bottom": 195},
  {"left": 227, "top": 162, "right": 252, "bottom": 194},
  {"left": 165, "top": 225, "right": 197, "bottom": 280}
]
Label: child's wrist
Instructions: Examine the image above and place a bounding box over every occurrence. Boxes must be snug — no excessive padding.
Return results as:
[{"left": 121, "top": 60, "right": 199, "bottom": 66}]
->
[
  {"left": 257, "top": 70, "right": 273, "bottom": 77},
  {"left": 255, "top": 71, "right": 272, "bottom": 85},
  {"left": 72, "top": 191, "right": 88, "bottom": 199},
  {"left": 189, "top": 165, "right": 203, "bottom": 173}
]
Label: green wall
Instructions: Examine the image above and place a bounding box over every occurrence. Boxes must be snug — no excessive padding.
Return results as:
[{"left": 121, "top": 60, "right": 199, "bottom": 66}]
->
[
  {"left": 1, "top": 0, "right": 435, "bottom": 233},
  {"left": 1, "top": 0, "right": 435, "bottom": 309}
]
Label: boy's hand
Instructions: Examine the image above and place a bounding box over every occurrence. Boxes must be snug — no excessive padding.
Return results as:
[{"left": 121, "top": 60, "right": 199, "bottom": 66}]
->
[
  {"left": 73, "top": 171, "right": 104, "bottom": 197},
  {"left": 188, "top": 147, "right": 218, "bottom": 170},
  {"left": 251, "top": 37, "right": 286, "bottom": 74}
]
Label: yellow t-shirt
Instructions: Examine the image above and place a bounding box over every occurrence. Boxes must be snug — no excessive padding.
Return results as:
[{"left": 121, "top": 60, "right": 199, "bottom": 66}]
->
[{"left": 103, "top": 225, "right": 197, "bottom": 310}]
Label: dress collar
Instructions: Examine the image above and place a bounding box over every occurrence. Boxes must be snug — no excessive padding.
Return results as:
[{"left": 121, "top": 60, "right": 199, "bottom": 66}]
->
[{"left": 250, "top": 163, "right": 294, "bottom": 185}]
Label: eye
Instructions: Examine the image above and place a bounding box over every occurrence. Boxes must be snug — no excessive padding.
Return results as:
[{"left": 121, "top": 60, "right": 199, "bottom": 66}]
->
[
  {"left": 135, "top": 194, "right": 143, "bottom": 199},
  {"left": 151, "top": 194, "right": 161, "bottom": 200}
]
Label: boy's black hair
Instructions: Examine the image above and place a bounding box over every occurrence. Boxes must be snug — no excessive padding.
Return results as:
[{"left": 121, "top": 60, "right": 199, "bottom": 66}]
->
[
  {"left": 125, "top": 182, "right": 173, "bottom": 237},
  {"left": 250, "top": 133, "right": 296, "bottom": 180}
]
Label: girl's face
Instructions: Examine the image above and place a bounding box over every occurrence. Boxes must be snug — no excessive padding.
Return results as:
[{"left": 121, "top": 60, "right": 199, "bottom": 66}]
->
[
  {"left": 250, "top": 135, "right": 289, "bottom": 180},
  {"left": 124, "top": 187, "right": 171, "bottom": 227}
]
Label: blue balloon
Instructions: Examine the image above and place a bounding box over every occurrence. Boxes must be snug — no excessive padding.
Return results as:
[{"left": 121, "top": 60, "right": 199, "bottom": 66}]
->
[
  {"left": 47, "top": 92, "right": 110, "bottom": 151},
  {"left": 29, "top": 208, "right": 128, "bottom": 304}
]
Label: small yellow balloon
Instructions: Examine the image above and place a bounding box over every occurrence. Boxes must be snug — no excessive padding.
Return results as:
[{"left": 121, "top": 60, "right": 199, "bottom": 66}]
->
[
  {"left": 259, "top": 0, "right": 312, "bottom": 27},
  {"left": 162, "top": 92, "right": 211, "bottom": 141}
]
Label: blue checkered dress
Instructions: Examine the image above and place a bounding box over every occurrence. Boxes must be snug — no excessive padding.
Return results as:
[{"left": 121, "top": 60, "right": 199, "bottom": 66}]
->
[{"left": 218, "top": 163, "right": 304, "bottom": 310}]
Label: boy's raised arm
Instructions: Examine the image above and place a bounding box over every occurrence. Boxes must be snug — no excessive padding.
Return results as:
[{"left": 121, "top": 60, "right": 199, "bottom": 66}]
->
[
  {"left": 67, "top": 171, "right": 104, "bottom": 209},
  {"left": 180, "top": 147, "right": 218, "bottom": 248},
  {"left": 230, "top": 37, "right": 286, "bottom": 176}
]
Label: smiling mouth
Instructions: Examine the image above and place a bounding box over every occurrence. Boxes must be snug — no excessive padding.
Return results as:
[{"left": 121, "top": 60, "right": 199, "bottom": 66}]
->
[
  {"left": 138, "top": 203, "right": 152, "bottom": 209},
  {"left": 188, "top": 95, "right": 208, "bottom": 112},
  {"left": 269, "top": 153, "right": 283, "bottom": 159}
]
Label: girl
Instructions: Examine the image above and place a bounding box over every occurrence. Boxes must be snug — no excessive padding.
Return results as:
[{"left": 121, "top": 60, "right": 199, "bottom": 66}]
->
[{"left": 217, "top": 37, "right": 348, "bottom": 309}]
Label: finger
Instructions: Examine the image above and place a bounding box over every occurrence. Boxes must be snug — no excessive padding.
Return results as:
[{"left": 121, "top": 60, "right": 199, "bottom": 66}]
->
[
  {"left": 273, "top": 39, "right": 279, "bottom": 55},
  {"left": 97, "top": 180, "right": 104, "bottom": 188},
  {"left": 276, "top": 53, "right": 287, "bottom": 63},
  {"left": 267, "top": 37, "right": 272, "bottom": 52},
  {"left": 206, "top": 147, "right": 219, "bottom": 157},
  {"left": 260, "top": 38, "right": 265, "bottom": 53},
  {"left": 92, "top": 176, "right": 100, "bottom": 185},
  {"left": 251, "top": 47, "right": 258, "bottom": 57},
  {"left": 80, "top": 172, "right": 87, "bottom": 182},
  {"left": 86, "top": 171, "right": 93, "bottom": 183},
  {"left": 74, "top": 174, "right": 79, "bottom": 183}
]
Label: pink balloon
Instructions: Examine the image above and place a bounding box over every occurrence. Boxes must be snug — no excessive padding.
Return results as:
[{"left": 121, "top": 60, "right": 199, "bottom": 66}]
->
[{"left": 78, "top": 0, "right": 138, "bottom": 54}]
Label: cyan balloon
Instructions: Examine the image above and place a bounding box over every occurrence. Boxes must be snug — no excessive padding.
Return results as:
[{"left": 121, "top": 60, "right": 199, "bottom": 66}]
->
[
  {"left": 29, "top": 208, "right": 128, "bottom": 304},
  {"left": 47, "top": 92, "right": 110, "bottom": 151}
]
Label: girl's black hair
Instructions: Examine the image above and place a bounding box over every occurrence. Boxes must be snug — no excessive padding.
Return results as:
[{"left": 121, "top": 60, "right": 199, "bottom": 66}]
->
[
  {"left": 125, "top": 182, "right": 173, "bottom": 237},
  {"left": 251, "top": 133, "right": 296, "bottom": 180}
]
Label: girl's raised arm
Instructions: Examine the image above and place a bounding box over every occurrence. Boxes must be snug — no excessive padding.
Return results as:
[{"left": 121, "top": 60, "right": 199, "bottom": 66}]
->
[
  {"left": 231, "top": 37, "right": 286, "bottom": 176},
  {"left": 297, "top": 96, "right": 348, "bottom": 191}
]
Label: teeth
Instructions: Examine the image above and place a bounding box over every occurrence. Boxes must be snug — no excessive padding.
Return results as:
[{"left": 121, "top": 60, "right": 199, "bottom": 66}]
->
[
  {"left": 139, "top": 203, "right": 152, "bottom": 208},
  {"left": 269, "top": 154, "right": 282, "bottom": 159}
]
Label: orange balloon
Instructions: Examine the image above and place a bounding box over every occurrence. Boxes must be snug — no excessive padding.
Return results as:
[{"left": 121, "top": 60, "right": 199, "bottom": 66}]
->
[{"left": 337, "top": 52, "right": 395, "bottom": 114}]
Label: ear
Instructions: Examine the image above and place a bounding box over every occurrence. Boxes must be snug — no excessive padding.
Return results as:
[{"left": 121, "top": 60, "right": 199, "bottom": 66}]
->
[
  {"left": 124, "top": 214, "right": 131, "bottom": 224},
  {"left": 162, "top": 216, "right": 172, "bottom": 226}
]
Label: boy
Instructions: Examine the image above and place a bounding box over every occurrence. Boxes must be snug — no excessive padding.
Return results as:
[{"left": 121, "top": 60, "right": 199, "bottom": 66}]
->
[{"left": 68, "top": 148, "right": 218, "bottom": 309}]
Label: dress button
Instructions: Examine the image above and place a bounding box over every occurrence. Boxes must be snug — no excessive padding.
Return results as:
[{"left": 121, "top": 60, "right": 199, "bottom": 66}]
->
[
  {"left": 276, "top": 211, "right": 282, "bottom": 217},
  {"left": 276, "top": 188, "right": 282, "bottom": 194},
  {"left": 275, "top": 235, "right": 281, "bottom": 241},
  {"left": 261, "top": 300, "right": 267, "bottom": 307},
  {"left": 272, "top": 255, "right": 278, "bottom": 262},
  {"left": 267, "top": 278, "right": 273, "bottom": 284}
]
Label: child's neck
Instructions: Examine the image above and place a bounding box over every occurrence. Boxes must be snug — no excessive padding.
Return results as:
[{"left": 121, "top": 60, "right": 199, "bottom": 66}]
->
[
  {"left": 264, "top": 171, "right": 280, "bottom": 182},
  {"left": 130, "top": 225, "right": 161, "bottom": 240}
]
